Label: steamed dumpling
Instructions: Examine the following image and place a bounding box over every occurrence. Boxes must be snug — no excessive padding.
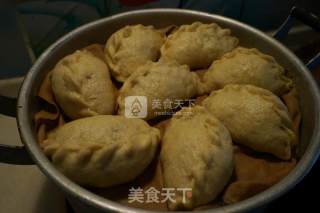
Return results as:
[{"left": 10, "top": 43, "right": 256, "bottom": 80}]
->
[
  {"left": 105, "top": 24, "right": 165, "bottom": 82},
  {"left": 41, "top": 115, "right": 160, "bottom": 187},
  {"left": 160, "top": 22, "right": 238, "bottom": 69},
  {"left": 117, "top": 60, "right": 200, "bottom": 120},
  {"left": 161, "top": 106, "right": 234, "bottom": 210},
  {"left": 51, "top": 50, "right": 116, "bottom": 119},
  {"left": 202, "top": 47, "right": 293, "bottom": 95},
  {"left": 203, "top": 84, "right": 295, "bottom": 160}
]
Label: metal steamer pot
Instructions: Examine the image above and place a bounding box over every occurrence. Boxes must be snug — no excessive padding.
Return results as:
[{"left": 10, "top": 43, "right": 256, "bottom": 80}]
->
[{"left": 1, "top": 7, "right": 320, "bottom": 213}]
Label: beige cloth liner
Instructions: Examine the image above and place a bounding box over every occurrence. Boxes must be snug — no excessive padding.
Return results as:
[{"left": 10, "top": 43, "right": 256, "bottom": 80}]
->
[{"left": 34, "top": 44, "right": 300, "bottom": 211}]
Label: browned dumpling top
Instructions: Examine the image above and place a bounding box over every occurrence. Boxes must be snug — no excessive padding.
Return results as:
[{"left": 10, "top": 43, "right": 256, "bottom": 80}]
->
[
  {"left": 42, "top": 115, "right": 160, "bottom": 188},
  {"left": 117, "top": 59, "right": 201, "bottom": 120},
  {"left": 203, "top": 84, "right": 296, "bottom": 160},
  {"left": 202, "top": 47, "right": 293, "bottom": 95},
  {"left": 105, "top": 24, "right": 165, "bottom": 82},
  {"left": 161, "top": 22, "right": 238, "bottom": 69},
  {"left": 161, "top": 106, "right": 234, "bottom": 210},
  {"left": 51, "top": 50, "right": 116, "bottom": 119}
]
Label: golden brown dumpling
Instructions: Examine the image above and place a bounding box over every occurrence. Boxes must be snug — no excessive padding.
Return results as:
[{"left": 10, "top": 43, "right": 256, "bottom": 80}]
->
[
  {"left": 160, "top": 22, "right": 238, "bottom": 69},
  {"left": 105, "top": 24, "right": 165, "bottom": 82},
  {"left": 161, "top": 106, "right": 234, "bottom": 210},
  {"left": 117, "top": 59, "right": 200, "bottom": 120},
  {"left": 203, "top": 84, "right": 295, "bottom": 160},
  {"left": 42, "top": 115, "right": 160, "bottom": 188},
  {"left": 202, "top": 47, "right": 293, "bottom": 95},
  {"left": 51, "top": 50, "right": 116, "bottom": 120}
]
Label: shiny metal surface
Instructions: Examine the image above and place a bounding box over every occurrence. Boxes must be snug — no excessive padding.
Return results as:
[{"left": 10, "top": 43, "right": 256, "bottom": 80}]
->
[{"left": 16, "top": 9, "right": 320, "bottom": 212}]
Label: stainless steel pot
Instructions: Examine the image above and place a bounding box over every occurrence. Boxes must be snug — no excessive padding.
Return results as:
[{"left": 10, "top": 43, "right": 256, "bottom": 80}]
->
[{"left": 1, "top": 8, "right": 320, "bottom": 213}]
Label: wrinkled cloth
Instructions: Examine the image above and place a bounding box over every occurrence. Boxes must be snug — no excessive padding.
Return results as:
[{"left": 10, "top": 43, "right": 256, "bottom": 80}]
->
[{"left": 222, "top": 147, "right": 296, "bottom": 204}]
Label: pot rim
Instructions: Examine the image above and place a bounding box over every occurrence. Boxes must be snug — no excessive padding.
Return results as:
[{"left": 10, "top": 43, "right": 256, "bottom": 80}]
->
[{"left": 17, "top": 8, "right": 320, "bottom": 213}]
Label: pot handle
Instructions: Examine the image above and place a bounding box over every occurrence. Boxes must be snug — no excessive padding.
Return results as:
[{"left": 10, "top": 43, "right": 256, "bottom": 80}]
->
[
  {"left": 0, "top": 96, "right": 34, "bottom": 165},
  {"left": 273, "top": 7, "right": 320, "bottom": 70}
]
